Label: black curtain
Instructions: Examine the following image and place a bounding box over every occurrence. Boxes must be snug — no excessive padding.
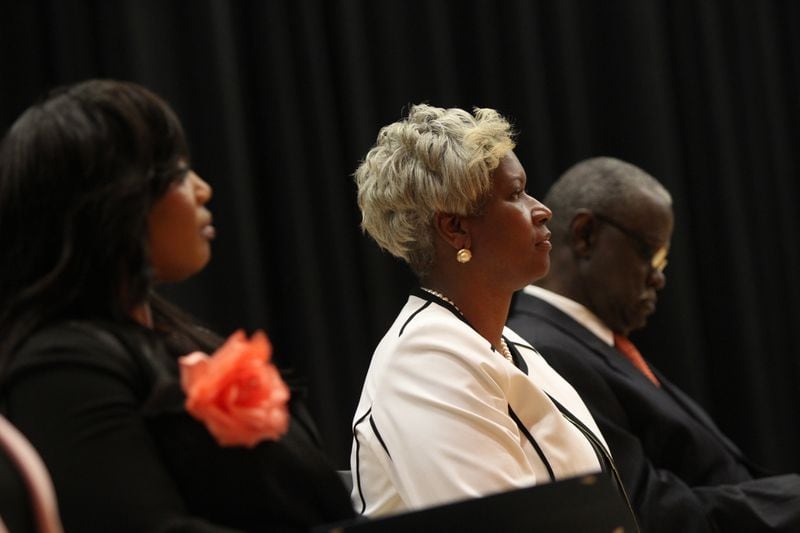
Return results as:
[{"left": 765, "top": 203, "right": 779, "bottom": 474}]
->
[{"left": 2, "top": 0, "right": 798, "bottom": 470}]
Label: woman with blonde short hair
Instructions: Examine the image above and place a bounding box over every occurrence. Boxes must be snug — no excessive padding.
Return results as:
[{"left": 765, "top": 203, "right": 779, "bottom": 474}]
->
[{"left": 350, "top": 104, "right": 632, "bottom": 518}]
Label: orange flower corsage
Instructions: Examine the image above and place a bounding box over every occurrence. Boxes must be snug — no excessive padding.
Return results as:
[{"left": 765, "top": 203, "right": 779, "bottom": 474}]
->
[{"left": 179, "top": 330, "right": 290, "bottom": 447}]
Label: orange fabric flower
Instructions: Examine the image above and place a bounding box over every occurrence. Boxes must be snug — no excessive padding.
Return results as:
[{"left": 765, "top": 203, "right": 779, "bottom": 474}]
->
[{"left": 179, "top": 330, "right": 290, "bottom": 447}]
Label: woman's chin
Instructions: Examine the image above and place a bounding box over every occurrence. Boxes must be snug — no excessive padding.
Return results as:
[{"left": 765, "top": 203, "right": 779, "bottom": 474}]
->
[{"left": 528, "top": 261, "right": 551, "bottom": 284}]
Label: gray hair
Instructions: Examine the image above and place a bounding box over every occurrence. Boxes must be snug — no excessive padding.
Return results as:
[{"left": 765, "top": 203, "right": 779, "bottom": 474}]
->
[
  {"left": 355, "top": 104, "right": 515, "bottom": 276},
  {"left": 544, "top": 157, "right": 672, "bottom": 244}
]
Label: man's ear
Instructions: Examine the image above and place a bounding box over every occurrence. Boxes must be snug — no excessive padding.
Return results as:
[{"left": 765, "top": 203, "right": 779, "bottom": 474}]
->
[
  {"left": 433, "top": 212, "right": 470, "bottom": 251},
  {"left": 570, "top": 209, "right": 597, "bottom": 258}
]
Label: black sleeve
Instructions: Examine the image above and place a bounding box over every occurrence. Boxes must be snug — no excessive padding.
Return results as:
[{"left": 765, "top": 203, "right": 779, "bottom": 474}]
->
[{"left": 3, "top": 335, "right": 241, "bottom": 533}]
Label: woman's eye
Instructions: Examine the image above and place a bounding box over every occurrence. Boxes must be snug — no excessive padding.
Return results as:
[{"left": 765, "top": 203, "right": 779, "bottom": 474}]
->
[
  {"left": 164, "top": 169, "right": 189, "bottom": 189},
  {"left": 174, "top": 159, "right": 191, "bottom": 174}
]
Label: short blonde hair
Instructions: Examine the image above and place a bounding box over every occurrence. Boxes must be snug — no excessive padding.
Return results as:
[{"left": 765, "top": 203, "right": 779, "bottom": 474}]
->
[{"left": 355, "top": 104, "right": 515, "bottom": 276}]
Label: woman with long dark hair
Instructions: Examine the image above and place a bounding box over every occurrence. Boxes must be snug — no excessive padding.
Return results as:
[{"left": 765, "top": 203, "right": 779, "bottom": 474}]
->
[{"left": 0, "top": 79, "right": 354, "bottom": 532}]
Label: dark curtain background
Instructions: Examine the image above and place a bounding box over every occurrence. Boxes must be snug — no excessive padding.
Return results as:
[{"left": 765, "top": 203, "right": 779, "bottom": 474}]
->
[{"left": 2, "top": 0, "right": 799, "bottom": 470}]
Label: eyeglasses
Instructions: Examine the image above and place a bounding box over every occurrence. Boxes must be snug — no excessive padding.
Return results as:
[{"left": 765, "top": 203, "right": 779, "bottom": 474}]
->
[{"left": 593, "top": 213, "right": 669, "bottom": 274}]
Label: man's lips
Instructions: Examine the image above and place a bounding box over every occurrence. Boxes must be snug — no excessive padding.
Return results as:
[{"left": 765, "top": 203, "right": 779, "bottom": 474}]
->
[{"left": 641, "top": 298, "right": 657, "bottom": 314}]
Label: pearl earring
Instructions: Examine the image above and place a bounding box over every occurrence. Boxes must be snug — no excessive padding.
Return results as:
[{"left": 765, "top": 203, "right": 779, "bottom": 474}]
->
[{"left": 456, "top": 248, "right": 472, "bottom": 263}]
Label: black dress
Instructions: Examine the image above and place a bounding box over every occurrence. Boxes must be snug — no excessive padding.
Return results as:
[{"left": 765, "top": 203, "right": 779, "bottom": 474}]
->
[{"left": 0, "top": 320, "right": 355, "bottom": 532}]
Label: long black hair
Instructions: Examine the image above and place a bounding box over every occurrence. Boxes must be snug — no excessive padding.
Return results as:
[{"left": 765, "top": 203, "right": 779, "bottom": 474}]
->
[{"left": 0, "top": 79, "right": 218, "bottom": 372}]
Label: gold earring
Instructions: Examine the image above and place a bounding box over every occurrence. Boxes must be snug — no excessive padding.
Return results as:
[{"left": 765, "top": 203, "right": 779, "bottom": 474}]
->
[{"left": 456, "top": 248, "right": 472, "bottom": 263}]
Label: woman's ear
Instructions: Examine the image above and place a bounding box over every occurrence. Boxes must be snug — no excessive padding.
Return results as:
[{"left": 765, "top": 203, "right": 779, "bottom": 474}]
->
[
  {"left": 433, "top": 212, "right": 470, "bottom": 251},
  {"left": 570, "top": 210, "right": 596, "bottom": 258}
]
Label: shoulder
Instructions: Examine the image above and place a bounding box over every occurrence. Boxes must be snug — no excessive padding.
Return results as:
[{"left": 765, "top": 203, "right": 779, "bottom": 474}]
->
[
  {"left": 393, "top": 297, "right": 489, "bottom": 353},
  {"left": 504, "top": 322, "right": 581, "bottom": 370},
  {"left": 514, "top": 321, "right": 604, "bottom": 382},
  {"left": 4, "top": 320, "right": 165, "bottom": 391},
  {"left": 507, "top": 297, "right": 595, "bottom": 365},
  {"left": 362, "top": 300, "right": 508, "bottom": 406},
  {"left": 503, "top": 327, "right": 536, "bottom": 352},
  {"left": 504, "top": 325, "right": 590, "bottom": 395},
  {"left": 505, "top": 318, "right": 619, "bottom": 403},
  {"left": 377, "top": 301, "right": 503, "bottom": 383}
]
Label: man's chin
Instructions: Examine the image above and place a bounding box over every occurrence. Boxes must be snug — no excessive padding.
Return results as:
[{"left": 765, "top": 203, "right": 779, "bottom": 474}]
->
[
  {"left": 620, "top": 312, "right": 650, "bottom": 336},
  {"left": 630, "top": 317, "right": 650, "bottom": 335}
]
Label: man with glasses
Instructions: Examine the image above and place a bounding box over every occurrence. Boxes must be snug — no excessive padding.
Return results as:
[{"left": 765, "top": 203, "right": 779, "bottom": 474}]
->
[{"left": 508, "top": 157, "right": 800, "bottom": 532}]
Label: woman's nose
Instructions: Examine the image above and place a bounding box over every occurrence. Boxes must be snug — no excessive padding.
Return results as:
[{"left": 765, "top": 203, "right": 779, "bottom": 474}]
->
[
  {"left": 530, "top": 197, "right": 552, "bottom": 224},
  {"left": 192, "top": 172, "right": 213, "bottom": 204}
]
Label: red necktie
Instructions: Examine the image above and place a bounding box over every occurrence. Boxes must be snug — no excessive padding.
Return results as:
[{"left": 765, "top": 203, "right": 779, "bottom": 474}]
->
[{"left": 613, "top": 333, "right": 661, "bottom": 387}]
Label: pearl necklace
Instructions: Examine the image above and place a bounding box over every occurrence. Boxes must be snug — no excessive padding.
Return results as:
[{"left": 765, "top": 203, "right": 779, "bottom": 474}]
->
[
  {"left": 420, "top": 287, "right": 462, "bottom": 314},
  {"left": 420, "top": 287, "right": 513, "bottom": 363},
  {"left": 499, "top": 338, "right": 513, "bottom": 363}
]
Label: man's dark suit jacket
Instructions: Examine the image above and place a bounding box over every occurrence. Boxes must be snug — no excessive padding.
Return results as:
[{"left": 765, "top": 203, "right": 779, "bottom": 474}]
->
[{"left": 508, "top": 290, "right": 800, "bottom": 533}]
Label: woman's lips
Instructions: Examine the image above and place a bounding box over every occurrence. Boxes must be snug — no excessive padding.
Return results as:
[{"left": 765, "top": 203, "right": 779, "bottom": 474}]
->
[
  {"left": 536, "top": 231, "right": 552, "bottom": 250},
  {"left": 201, "top": 225, "right": 216, "bottom": 240}
]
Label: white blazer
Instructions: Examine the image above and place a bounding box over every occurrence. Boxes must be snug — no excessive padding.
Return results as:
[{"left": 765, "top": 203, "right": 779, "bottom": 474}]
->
[{"left": 350, "top": 290, "right": 611, "bottom": 517}]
